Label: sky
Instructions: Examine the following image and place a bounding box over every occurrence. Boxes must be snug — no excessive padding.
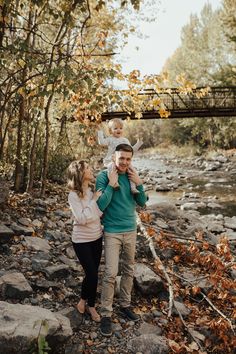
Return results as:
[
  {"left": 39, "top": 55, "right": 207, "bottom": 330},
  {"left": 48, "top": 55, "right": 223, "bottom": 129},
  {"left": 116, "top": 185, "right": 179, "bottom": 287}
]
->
[{"left": 119, "top": 0, "right": 222, "bottom": 75}]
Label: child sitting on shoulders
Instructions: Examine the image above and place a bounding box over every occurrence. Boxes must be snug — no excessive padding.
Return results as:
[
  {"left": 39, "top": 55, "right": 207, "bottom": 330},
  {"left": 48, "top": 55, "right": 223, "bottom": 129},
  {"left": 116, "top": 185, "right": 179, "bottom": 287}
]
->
[{"left": 97, "top": 118, "right": 143, "bottom": 194}]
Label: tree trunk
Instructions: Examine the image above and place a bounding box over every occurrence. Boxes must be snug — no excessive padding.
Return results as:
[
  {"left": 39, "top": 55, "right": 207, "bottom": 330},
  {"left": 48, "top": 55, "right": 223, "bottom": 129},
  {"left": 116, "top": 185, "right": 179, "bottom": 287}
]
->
[
  {"left": 40, "top": 93, "right": 53, "bottom": 197},
  {"left": 26, "top": 119, "right": 39, "bottom": 193},
  {"left": 14, "top": 97, "right": 24, "bottom": 192}
]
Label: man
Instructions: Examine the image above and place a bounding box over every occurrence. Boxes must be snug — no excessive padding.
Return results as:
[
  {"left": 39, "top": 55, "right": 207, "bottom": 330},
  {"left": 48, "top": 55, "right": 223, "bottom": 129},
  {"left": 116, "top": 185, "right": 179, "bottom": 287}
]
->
[{"left": 96, "top": 143, "right": 147, "bottom": 336}]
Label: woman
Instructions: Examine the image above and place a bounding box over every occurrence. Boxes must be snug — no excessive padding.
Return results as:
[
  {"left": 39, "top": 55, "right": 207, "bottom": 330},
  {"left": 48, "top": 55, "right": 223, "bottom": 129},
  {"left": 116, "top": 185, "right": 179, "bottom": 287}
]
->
[{"left": 67, "top": 160, "right": 103, "bottom": 322}]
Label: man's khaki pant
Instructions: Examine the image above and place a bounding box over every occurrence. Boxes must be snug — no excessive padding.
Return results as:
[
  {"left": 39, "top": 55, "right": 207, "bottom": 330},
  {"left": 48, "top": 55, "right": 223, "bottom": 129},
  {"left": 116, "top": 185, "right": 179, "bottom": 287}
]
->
[{"left": 101, "top": 230, "right": 137, "bottom": 317}]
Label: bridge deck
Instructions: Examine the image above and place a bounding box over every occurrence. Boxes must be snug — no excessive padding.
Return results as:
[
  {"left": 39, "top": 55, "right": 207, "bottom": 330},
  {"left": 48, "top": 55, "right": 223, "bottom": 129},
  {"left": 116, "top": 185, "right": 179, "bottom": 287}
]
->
[{"left": 102, "top": 86, "right": 236, "bottom": 120}]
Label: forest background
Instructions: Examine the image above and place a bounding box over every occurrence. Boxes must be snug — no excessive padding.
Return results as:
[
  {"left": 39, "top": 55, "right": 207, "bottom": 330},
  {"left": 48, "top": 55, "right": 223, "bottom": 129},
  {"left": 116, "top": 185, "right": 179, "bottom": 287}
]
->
[{"left": 0, "top": 0, "right": 236, "bottom": 195}]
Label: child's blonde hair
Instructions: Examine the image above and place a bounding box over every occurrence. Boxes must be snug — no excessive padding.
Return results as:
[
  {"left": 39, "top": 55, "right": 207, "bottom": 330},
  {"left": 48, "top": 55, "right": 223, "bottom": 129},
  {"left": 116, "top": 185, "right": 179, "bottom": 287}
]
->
[{"left": 108, "top": 118, "right": 124, "bottom": 134}]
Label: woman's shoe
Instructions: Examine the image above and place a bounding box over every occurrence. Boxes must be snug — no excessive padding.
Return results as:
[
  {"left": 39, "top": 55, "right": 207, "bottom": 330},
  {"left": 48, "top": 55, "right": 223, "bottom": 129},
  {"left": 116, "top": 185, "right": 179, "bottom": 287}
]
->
[{"left": 87, "top": 307, "right": 101, "bottom": 322}]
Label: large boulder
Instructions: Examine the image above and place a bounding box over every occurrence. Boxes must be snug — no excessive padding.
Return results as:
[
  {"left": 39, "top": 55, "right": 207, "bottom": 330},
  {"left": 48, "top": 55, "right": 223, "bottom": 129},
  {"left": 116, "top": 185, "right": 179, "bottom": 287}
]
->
[
  {"left": 134, "top": 263, "right": 164, "bottom": 295},
  {"left": 0, "top": 301, "right": 72, "bottom": 354}
]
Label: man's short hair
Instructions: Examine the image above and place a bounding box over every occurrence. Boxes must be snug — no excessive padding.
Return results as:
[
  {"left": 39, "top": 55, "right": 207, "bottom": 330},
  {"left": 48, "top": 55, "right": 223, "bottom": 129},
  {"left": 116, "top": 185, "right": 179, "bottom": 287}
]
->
[{"left": 115, "top": 143, "right": 133, "bottom": 155}]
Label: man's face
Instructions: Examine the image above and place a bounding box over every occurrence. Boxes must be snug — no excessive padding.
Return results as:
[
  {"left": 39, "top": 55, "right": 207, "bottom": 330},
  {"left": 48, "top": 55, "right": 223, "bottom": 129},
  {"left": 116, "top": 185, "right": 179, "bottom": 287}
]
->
[{"left": 114, "top": 150, "right": 133, "bottom": 173}]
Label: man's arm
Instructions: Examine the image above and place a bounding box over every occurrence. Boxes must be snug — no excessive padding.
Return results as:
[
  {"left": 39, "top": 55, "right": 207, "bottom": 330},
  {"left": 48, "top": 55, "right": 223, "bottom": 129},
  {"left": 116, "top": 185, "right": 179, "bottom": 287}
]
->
[
  {"left": 96, "top": 170, "right": 117, "bottom": 211},
  {"left": 134, "top": 184, "right": 147, "bottom": 207}
]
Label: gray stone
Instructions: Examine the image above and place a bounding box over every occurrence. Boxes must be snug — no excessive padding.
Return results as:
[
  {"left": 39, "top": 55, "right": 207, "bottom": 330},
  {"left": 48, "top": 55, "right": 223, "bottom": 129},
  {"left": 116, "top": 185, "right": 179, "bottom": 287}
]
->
[
  {"left": 137, "top": 322, "right": 162, "bottom": 336},
  {"left": 23, "top": 236, "right": 51, "bottom": 252},
  {"left": 18, "top": 218, "right": 31, "bottom": 227},
  {"left": 0, "top": 301, "right": 72, "bottom": 354},
  {"left": 59, "top": 307, "right": 83, "bottom": 331},
  {"left": 58, "top": 255, "right": 81, "bottom": 271},
  {"left": 0, "top": 224, "right": 14, "bottom": 242},
  {"left": 32, "top": 258, "right": 50, "bottom": 272},
  {"left": 43, "top": 264, "right": 70, "bottom": 279},
  {"left": 134, "top": 263, "right": 164, "bottom": 295},
  {"left": 11, "top": 222, "right": 34, "bottom": 236},
  {"left": 173, "top": 300, "right": 191, "bottom": 317},
  {"left": 0, "top": 272, "right": 33, "bottom": 299},
  {"left": 32, "top": 219, "right": 43, "bottom": 228},
  {"left": 224, "top": 216, "right": 236, "bottom": 230},
  {"left": 34, "top": 279, "right": 61, "bottom": 290},
  {"left": 127, "top": 334, "right": 168, "bottom": 354}
]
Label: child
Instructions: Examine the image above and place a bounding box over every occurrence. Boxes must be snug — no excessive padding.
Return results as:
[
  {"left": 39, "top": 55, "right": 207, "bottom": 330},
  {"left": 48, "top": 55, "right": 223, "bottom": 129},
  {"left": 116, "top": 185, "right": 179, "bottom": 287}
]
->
[
  {"left": 97, "top": 118, "right": 143, "bottom": 193},
  {"left": 67, "top": 160, "right": 103, "bottom": 322}
]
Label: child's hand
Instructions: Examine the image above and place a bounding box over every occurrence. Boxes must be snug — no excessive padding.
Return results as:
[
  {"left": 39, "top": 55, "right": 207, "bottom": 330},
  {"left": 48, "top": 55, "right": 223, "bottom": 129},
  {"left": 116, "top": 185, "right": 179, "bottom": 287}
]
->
[
  {"left": 93, "top": 189, "right": 102, "bottom": 201},
  {"left": 137, "top": 138, "right": 143, "bottom": 145}
]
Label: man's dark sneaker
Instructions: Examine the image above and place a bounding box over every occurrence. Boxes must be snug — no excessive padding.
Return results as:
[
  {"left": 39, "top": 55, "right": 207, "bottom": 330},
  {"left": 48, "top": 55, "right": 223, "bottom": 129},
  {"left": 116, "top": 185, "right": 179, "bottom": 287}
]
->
[
  {"left": 120, "top": 307, "right": 140, "bottom": 322},
  {"left": 100, "top": 316, "right": 112, "bottom": 337}
]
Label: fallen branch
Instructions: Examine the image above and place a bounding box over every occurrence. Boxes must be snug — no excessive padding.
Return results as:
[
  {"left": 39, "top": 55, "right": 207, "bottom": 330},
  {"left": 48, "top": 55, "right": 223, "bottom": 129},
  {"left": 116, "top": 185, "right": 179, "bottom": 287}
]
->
[
  {"left": 170, "top": 271, "right": 235, "bottom": 334},
  {"left": 137, "top": 215, "right": 174, "bottom": 317}
]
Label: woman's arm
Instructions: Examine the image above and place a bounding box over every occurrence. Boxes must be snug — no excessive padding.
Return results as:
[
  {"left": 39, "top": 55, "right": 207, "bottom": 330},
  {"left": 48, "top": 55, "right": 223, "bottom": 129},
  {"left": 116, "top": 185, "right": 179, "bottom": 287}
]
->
[{"left": 68, "top": 192, "right": 102, "bottom": 225}]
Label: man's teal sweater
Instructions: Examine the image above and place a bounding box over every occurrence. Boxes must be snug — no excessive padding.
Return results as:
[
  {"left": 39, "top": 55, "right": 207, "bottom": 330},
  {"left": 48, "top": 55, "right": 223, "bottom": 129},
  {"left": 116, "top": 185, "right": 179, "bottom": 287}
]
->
[{"left": 96, "top": 170, "right": 147, "bottom": 233}]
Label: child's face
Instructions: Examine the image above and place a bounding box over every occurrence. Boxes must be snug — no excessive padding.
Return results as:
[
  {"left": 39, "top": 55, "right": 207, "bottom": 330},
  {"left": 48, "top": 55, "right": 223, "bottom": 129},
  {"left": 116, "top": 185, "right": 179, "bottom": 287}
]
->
[{"left": 111, "top": 123, "right": 123, "bottom": 138}]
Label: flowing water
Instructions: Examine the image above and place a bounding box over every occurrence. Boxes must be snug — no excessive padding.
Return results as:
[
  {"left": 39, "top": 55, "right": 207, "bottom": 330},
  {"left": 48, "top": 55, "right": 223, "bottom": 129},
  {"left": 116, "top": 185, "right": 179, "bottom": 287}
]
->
[{"left": 133, "top": 156, "right": 236, "bottom": 217}]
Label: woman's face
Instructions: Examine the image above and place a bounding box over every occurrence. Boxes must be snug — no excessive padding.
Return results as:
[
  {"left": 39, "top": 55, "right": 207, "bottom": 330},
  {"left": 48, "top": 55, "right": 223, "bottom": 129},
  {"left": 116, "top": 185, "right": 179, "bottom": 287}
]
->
[{"left": 82, "top": 163, "right": 94, "bottom": 182}]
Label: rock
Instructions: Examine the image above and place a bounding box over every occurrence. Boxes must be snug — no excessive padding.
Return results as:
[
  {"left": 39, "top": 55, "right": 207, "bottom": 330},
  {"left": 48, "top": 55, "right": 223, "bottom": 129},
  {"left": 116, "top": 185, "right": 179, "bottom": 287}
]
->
[
  {"left": 0, "top": 224, "right": 14, "bottom": 243},
  {"left": 155, "top": 219, "right": 169, "bottom": 229},
  {"left": 134, "top": 263, "right": 164, "bottom": 295},
  {"left": 58, "top": 255, "right": 81, "bottom": 271},
  {"left": 32, "top": 219, "right": 43, "bottom": 228},
  {"left": 146, "top": 202, "right": 179, "bottom": 220},
  {"left": 155, "top": 184, "right": 171, "bottom": 192},
  {"left": 173, "top": 301, "right": 191, "bottom": 317},
  {"left": 180, "top": 203, "right": 198, "bottom": 211},
  {"left": 43, "top": 264, "right": 70, "bottom": 280},
  {"left": 137, "top": 322, "right": 162, "bottom": 336},
  {"left": 59, "top": 307, "right": 83, "bottom": 331},
  {"left": 10, "top": 222, "right": 34, "bottom": 236},
  {"left": 207, "top": 222, "right": 224, "bottom": 233},
  {"left": 23, "top": 236, "right": 51, "bottom": 252},
  {"left": 127, "top": 334, "right": 168, "bottom": 354},
  {"left": 18, "top": 217, "right": 31, "bottom": 227},
  {"left": 207, "top": 202, "right": 223, "bottom": 209},
  {"left": 224, "top": 216, "right": 236, "bottom": 230},
  {"left": 34, "top": 279, "right": 61, "bottom": 290},
  {"left": 0, "top": 272, "right": 33, "bottom": 299},
  {"left": 0, "top": 301, "right": 72, "bottom": 354},
  {"left": 32, "top": 258, "right": 50, "bottom": 272}
]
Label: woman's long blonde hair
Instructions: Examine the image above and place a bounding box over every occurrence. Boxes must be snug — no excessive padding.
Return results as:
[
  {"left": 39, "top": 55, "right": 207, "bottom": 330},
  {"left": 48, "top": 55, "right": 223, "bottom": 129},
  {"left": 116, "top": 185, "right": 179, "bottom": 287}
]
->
[{"left": 67, "top": 160, "right": 89, "bottom": 198}]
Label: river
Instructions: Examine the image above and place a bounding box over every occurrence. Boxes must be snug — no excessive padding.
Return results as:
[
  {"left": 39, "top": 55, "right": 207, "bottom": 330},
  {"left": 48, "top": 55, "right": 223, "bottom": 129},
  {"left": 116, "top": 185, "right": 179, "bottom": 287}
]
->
[{"left": 132, "top": 155, "right": 236, "bottom": 217}]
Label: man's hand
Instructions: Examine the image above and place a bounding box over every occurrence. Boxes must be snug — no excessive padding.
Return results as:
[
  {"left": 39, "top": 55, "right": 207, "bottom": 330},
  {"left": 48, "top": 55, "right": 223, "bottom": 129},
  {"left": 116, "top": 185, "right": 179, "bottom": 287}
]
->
[
  {"left": 127, "top": 166, "right": 143, "bottom": 186},
  {"left": 108, "top": 165, "right": 118, "bottom": 187}
]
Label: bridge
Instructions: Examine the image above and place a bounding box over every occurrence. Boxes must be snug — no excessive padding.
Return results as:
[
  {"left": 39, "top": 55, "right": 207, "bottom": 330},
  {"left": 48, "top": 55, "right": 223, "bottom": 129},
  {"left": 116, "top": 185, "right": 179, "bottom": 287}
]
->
[{"left": 101, "top": 86, "right": 236, "bottom": 120}]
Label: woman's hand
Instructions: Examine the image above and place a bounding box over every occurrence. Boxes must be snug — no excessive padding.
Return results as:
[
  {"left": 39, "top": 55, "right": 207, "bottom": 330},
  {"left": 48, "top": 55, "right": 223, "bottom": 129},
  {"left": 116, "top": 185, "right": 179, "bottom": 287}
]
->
[{"left": 93, "top": 189, "right": 102, "bottom": 201}]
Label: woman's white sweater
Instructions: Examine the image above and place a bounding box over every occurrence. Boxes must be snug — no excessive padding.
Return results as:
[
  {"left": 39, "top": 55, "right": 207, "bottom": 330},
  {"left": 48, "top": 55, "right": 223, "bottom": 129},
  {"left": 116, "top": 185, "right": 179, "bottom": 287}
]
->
[{"left": 68, "top": 189, "right": 103, "bottom": 243}]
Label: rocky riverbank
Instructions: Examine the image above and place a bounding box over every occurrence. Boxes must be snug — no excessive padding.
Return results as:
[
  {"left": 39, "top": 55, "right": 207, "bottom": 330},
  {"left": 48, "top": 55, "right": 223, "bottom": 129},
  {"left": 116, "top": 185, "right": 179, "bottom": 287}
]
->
[{"left": 0, "top": 151, "right": 235, "bottom": 353}]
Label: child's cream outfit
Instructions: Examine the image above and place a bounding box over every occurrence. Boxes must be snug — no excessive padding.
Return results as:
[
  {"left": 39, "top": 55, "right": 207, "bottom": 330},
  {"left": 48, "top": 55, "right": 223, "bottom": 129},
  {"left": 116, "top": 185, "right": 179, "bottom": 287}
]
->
[{"left": 97, "top": 130, "right": 143, "bottom": 193}]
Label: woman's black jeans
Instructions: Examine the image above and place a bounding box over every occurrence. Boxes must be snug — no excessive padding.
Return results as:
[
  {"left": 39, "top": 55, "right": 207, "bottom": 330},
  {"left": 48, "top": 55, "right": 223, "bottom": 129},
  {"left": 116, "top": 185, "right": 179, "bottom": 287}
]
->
[{"left": 72, "top": 237, "right": 102, "bottom": 307}]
